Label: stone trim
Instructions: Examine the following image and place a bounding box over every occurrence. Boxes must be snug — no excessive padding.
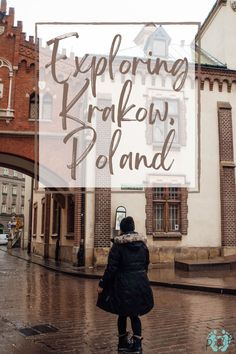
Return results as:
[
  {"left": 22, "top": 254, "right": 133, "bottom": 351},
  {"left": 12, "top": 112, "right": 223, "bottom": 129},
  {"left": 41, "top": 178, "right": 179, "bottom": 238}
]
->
[{"left": 218, "top": 102, "right": 236, "bottom": 247}]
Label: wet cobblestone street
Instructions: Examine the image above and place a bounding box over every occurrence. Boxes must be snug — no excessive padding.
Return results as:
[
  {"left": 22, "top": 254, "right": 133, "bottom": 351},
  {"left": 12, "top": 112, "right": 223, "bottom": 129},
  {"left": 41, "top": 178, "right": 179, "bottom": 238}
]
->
[{"left": 0, "top": 250, "right": 236, "bottom": 354}]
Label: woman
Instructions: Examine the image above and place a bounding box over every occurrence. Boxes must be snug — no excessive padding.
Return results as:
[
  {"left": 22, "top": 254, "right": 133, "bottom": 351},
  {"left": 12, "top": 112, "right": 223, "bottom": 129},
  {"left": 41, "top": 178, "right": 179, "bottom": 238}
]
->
[{"left": 97, "top": 216, "right": 154, "bottom": 353}]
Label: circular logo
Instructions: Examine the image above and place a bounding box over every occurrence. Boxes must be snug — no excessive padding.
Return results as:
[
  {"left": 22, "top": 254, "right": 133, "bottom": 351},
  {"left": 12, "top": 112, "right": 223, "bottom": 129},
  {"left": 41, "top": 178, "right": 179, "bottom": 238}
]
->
[{"left": 207, "top": 329, "right": 233, "bottom": 352}]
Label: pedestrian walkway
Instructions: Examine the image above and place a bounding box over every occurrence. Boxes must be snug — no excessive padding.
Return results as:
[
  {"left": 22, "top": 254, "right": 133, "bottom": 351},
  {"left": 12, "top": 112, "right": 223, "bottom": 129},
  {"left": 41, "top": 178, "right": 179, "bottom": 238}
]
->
[{"left": 1, "top": 246, "right": 236, "bottom": 295}]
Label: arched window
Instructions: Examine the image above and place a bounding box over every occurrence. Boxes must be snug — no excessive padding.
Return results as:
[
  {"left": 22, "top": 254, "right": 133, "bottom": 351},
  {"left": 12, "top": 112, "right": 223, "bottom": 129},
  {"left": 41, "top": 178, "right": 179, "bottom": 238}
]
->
[
  {"left": 42, "top": 93, "right": 53, "bottom": 121},
  {"left": 29, "top": 92, "right": 39, "bottom": 120},
  {"left": 0, "top": 57, "right": 14, "bottom": 121}
]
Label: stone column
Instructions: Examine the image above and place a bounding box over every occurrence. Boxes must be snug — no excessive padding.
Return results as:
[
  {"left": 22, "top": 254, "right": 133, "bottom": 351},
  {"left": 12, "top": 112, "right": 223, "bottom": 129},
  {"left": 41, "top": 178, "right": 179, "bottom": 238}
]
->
[{"left": 218, "top": 102, "right": 236, "bottom": 255}]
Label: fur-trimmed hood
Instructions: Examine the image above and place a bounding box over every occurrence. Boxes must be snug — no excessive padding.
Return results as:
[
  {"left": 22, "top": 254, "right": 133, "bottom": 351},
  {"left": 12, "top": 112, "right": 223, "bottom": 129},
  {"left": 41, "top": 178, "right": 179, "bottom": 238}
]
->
[{"left": 113, "top": 233, "right": 147, "bottom": 245}]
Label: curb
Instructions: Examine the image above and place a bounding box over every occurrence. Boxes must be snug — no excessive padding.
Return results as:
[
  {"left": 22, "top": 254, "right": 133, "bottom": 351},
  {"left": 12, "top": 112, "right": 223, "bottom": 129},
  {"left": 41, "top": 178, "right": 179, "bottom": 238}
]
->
[{"left": 1, "top": 248, "right": 236, "bottom": 295}]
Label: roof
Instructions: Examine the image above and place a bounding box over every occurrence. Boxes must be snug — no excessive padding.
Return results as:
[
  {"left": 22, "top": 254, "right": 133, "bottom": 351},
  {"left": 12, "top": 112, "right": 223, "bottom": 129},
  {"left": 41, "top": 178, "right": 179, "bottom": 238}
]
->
[
  {"left": 194, "top": 45, "right": 226, "bottom": 67},
  {"left": 196, "top": 0, "right": 227, "bottom": 40}
]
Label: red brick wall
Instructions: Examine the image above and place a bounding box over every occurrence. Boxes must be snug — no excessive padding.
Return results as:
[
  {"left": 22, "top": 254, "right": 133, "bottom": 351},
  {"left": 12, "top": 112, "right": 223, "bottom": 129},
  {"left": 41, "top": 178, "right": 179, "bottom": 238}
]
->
[
  {"left": 145, "top": 188, "right": 153, "bottom": 235},
  {"left": 218, "top": 102, "right": 236, "bottom": 246},
  {"left": 74, "top": 191, "right": 82, "bottom": 247},
  {"left": 0, "top": 5, "right": 37, "bottom": 160},
  {"left": 94, "top": 188, "right": 111, "bottom": 248}
]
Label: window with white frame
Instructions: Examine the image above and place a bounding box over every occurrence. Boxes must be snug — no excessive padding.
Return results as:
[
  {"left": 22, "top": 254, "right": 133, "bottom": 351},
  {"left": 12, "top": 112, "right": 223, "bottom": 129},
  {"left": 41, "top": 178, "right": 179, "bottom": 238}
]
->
[
  {"left": 152, "top": 39, "right": 167, "bottom": 57},
  {"left": 11, "top": 206, "right": 16, "bottom": 214},
  {"left": 3, "top": 168, "right": 9, "bottom": 176},
  {"left": 152, "top": 98, "right": 180, "bottom": 145},
  {"left": 2, "top": 184, "right": 8, "bottom": 194},
  {"left": 13, "top": 171, "right": 18, "bottom": 177},
  {"left": 1, "top": 204, "right": 7, "bottom": 213},
  {"left": 12, "top": 186, "right": 17, "bottom": 195}
]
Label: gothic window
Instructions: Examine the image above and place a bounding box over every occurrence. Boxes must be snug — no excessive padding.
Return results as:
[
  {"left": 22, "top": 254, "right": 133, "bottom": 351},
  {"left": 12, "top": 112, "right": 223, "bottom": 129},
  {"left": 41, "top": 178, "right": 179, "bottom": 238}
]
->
[{"left": 29, "top": 92, "right": 39, "bottom": 120}]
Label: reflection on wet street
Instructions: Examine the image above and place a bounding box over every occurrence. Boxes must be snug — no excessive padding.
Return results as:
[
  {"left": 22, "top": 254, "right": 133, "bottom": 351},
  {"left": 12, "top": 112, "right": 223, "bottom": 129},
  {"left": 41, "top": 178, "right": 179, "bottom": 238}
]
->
[{"left": 0, "top": 250, "right": 236, "bottom": 353}]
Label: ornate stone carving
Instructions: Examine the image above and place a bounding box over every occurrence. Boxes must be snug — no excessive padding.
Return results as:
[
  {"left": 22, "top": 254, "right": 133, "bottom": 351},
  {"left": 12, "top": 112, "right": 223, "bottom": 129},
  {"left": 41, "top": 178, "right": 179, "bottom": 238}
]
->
[{"left": 230, "top": 0, "right": 236, "bottom": 11}]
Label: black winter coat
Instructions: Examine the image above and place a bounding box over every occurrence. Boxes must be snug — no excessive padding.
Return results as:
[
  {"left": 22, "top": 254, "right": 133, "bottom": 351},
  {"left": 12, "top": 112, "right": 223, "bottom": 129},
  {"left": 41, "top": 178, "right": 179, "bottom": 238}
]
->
[{"left": 96, "top": 233, "right": 154, "bottom": 317}]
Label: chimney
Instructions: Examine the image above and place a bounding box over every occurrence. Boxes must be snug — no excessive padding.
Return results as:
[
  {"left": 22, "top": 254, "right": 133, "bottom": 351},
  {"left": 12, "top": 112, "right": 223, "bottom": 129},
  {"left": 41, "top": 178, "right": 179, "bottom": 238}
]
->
[{"left": 0, "top": 0, "right": 7, "bottom": 13}]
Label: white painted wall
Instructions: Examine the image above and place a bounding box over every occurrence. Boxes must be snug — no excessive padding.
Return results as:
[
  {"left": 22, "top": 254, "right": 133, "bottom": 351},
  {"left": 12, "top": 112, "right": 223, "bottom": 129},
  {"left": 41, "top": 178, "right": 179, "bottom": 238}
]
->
[{"left": 201, "top": 1, "right": 236, "bottom": 69}]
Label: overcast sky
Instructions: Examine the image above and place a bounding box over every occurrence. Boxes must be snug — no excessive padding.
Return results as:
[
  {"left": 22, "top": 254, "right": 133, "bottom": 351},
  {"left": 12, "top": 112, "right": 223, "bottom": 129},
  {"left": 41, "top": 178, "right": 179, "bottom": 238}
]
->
[{"left": 6, "top": 0, "right": 217, "bottom": 39}]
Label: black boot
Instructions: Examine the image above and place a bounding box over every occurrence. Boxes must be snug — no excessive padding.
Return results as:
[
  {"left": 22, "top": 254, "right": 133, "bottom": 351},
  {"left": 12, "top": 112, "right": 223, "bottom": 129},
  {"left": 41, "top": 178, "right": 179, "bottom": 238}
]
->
[
  {"left": 118, "top": 332, "right": 130, "bottom": 352},
  {"left": 126, "top": 335, "right": 143, "bottom": 353}
]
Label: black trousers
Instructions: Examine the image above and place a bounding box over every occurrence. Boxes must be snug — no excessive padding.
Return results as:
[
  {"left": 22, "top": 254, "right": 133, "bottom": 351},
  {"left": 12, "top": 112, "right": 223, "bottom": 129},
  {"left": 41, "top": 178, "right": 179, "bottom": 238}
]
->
[{"left": 118, "top": 315, "right": 142, "bottom": 336}]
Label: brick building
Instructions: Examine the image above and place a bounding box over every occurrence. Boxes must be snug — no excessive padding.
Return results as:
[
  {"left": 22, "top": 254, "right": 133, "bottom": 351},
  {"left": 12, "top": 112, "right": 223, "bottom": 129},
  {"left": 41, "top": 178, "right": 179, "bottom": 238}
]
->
[
  {"left": 0, "top": 0, "right": 36, "bottom": 170},
  {"left": 1, "top": 0, "right": 236, "bottom": 267},
  {"left": 0, "top": 167, "right": 25, "bottom": 233}
]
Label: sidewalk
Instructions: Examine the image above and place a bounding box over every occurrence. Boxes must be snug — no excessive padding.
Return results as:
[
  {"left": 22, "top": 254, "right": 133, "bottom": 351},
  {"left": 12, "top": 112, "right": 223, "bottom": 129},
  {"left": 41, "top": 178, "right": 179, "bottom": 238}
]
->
[{"left": 1, "top": 246, "right": 236, "bottom": 295}]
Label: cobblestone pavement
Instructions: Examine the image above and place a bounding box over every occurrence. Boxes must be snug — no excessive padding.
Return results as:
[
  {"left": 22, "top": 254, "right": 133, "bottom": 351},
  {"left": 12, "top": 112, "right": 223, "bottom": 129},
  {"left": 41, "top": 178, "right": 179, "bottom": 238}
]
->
[{"left": 0, "top": 250, "right": 236, "bottom": 354}]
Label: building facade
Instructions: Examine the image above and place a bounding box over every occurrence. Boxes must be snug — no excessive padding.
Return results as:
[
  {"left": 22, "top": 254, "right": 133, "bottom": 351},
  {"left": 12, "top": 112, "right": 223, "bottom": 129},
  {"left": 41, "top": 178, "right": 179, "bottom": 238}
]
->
[
  {"left": 1, "top": 0, "right": 236, "bottom": 266},
  {"left": 31, "top": 0, "right": 236, "bottom": 266},
  {"left": 0, "top": 167, "right": 25, "bottom": 233}
]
